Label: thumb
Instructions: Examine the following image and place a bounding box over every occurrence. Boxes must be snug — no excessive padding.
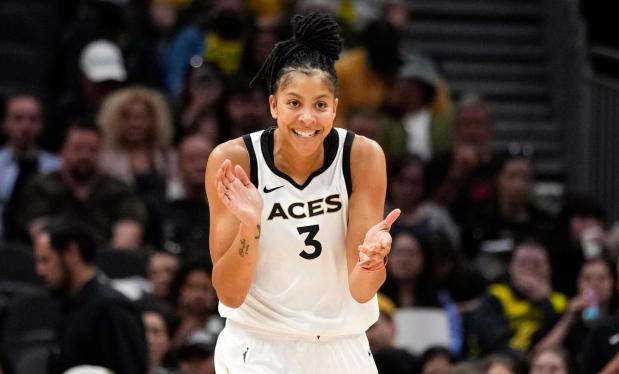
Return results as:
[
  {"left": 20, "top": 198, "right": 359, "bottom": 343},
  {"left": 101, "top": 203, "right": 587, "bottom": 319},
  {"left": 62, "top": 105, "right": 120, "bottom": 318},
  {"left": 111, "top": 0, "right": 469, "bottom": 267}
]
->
[
  {"left": 234, "top": 165, "right": 252, "bottom": 186},
  {"left": 382, "top": 209, "right": 401, "bottom": 230}
]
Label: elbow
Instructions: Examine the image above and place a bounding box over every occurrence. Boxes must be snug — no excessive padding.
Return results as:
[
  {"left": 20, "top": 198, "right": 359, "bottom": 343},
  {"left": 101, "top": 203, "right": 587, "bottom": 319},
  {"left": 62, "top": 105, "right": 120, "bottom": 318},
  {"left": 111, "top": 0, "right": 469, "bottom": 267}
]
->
[
  {"left": 218, "top": 295, "right": 246, "bottom": 309},
  {"left": 350, "top": 289, "right": 375, "bottom": 304}
]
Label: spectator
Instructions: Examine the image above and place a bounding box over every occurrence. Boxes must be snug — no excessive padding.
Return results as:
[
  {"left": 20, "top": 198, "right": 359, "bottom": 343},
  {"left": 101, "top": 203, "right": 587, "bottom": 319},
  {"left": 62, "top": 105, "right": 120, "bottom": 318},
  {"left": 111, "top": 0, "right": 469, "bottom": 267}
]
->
[
  {"left": 48, "top": 39, "right": 127, "bottom": 151},
  {"left": 425, "top": 94, "right": 500, "bottom": 225},
  {"left": 147, "top": 251, "right": 180, "bottom": 304},
  {"left": 550, "top": 195, "right": 607, "bottom": 297},
  {"left": 335, "top": 19, "right": 402, "bottom": 127},
  {"left": 345, "top": 107, "right": 383, "bottom": 142},
  {"left": 97, "top": 86, "right": 176, "bottom": 247},
  {"left": 462, "top": 155, "right": 555, "bottom": 280},
  {"left": 381, "top": 52, "right": 454, "bottom": 161},
  {"left": 176, "top": 330, "right": 217, "bottom": 374},
  {"left": 33, "top": 221, "right": 148, "bottom": 374},
  {"left": 381, "top": 229, "right": 464, "bottom": 354},
  {"left": 168, "top": 261, "right": 220, "bottom": 349},
  {"left": 177, "top": 59, "right": 223, "bottom": 136},
  {"left": 581, "top": 315, "right": 619, "bottom": 374},
  {"left": 419, "top": 346, "right": 454, "bottom": 374},
  {"left": 19, "top": 122, "right": 146, "bottom": 249},
  {"left": 467, "top": 240, "right": 567, "bottom": 355},
  {"left": 141, "top": 301, "right": 180, "bottom": 374},
  {"left": 529, "top": 348, "right": 569, "bottom": 374},
  {"left": 0, "top": 94, "right": 60, "bottom": 243},
  {"left": 532, "top": 257, "right": 617, "bottom": 368},
  {"left": 163, "top": 134, "right": 213, "bottom": 261},
  {"left": 387, "top": 154, "right": 460, "bottom": 251},
  {"left": 164, "top": 0, "right": 253, "bottom": 97},
  {"left": 219, "top": 76, "right": 269, "bottom": 140},
  {"left": 367, "top": 294, "right": 418, "bottom": 374}
]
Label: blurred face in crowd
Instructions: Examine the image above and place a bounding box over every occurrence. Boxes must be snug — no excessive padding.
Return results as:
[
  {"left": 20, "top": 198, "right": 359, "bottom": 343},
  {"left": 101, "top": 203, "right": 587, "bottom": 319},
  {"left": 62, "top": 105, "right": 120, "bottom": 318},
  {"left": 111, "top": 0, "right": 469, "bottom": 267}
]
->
[
  {"left": 227, "top": 88, "right": 268, "bottom": 134},
  {"left": 143, "top": 311, "right": 171, "bottom": 369},
  {"left": 570, "top": 215, "right": 604, "bottom": 242},
  {"left": 390, "top": 160, "right": 424, "bottom": 210},
  {"left": 366, "top": 313, "right": 395, "bottom": 353},
  {"left": 389, "top": 232, "right": 424, "bottom": 282},
  {"left": 487, "top": 362, "right": 515, "bottom": 374},
  {"left": 34, "top": 232, "right": 70, "bottom": 295},
  {"left": 149, "top": 0, "right": 178, "bottom": 36},
  {"left": 147, "top": 252, "right": 179, "bottom": 299},
  {"left": 530, "top": 350, "right": 568, "bottom": 374},
  {"left": 3, "top": 95, "right": 42, "bottom": 152},
  {"left": 180, "top": 269, "right": 217, "bottom": 315},
  {"left": 388, "top": 78, "right": 431, "bottom": 114},
  {"left": 346, "top": 111, "right": 381, "bottom": 141},
  {"left": 178, "top": 135, "right": 214, "bottom": 193},
  {"left": 122, "top": 99, "right": 154, "bottom": 145},
  {"left": 509, "top": 244, "right": 550, "bottom": 285},
  {"left": 422, "top": 354, "right": 452, "bottom": 374},
  {"left": 498, "top": 157, "right": 533, "bottom": 209},
  {"left": 61, "top": 128, "right": 100, "bottom": 183},
  {"left": 456, "top": 103, "right": 492, "bottom": 146},
  {"left": 578, "top": 259, "right": 614, "bottom": 306}
]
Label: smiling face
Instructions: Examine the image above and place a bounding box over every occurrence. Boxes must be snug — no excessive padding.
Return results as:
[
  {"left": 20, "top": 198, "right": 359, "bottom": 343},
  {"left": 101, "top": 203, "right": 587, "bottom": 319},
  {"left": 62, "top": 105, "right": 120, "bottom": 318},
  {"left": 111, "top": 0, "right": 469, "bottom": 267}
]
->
[{"left": 269, "top": 70, "right": 338, "bottom": 158}]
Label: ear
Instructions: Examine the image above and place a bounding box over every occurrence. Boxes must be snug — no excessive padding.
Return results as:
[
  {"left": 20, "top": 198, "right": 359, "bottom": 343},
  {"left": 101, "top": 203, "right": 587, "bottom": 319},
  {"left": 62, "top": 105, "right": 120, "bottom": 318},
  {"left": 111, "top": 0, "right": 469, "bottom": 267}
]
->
[{"left": 269, "top": 94, "right": 278, "bottom": 119}]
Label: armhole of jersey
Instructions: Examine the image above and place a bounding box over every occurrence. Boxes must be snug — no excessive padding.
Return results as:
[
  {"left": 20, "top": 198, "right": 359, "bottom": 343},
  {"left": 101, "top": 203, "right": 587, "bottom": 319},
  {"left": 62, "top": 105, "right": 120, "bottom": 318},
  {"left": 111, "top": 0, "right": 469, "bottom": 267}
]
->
[
  {"left": 343, "top": 131, "right": 355, "bottom": 198},
  {"left": 243, "top": 134, "right": 259, "bottom": 187}
]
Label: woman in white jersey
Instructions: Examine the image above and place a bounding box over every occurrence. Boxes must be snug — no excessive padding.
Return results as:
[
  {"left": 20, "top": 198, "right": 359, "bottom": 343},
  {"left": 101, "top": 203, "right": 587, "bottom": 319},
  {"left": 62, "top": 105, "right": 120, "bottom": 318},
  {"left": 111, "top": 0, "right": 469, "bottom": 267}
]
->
[{"left": 205, "top": 13, "right": 400, "bottom": 373}]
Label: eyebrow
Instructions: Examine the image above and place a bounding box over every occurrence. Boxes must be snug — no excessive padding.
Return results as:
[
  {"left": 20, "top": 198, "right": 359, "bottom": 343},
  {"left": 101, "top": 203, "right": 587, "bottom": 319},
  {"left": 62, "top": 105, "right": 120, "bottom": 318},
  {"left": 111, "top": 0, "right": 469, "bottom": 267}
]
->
[{"left": 284, "top": 92, "right": 330, "bottom": 100}]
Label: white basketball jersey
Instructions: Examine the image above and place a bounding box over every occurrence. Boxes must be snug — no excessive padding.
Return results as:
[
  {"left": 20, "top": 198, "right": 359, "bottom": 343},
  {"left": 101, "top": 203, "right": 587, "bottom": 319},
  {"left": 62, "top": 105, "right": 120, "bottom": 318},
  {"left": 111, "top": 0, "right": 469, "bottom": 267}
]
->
[{"left": 218, "top": 127, "right": 379, "bottom": 337}]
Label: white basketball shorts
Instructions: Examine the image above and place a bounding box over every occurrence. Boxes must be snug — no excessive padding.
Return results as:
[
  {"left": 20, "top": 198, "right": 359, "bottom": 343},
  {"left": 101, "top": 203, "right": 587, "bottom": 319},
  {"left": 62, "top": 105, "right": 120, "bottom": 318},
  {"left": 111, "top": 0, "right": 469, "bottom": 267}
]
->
[{"left": 214, "top": 321, "right": 378, "bottom": 374}]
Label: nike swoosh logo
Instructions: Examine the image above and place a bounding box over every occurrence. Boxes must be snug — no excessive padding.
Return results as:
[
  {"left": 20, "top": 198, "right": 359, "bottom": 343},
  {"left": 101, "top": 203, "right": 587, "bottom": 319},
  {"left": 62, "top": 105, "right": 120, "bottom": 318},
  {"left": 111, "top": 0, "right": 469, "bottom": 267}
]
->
[{"left": 263, "top": 185, "right": 284, "bottom": 193}]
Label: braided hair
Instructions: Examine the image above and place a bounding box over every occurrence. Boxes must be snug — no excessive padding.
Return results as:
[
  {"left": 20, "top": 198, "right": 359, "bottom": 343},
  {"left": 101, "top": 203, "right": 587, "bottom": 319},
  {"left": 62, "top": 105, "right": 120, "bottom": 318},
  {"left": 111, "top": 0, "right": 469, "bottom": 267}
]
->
[{"left": 250, "top": 12, "right": 343, "bottom": 94}]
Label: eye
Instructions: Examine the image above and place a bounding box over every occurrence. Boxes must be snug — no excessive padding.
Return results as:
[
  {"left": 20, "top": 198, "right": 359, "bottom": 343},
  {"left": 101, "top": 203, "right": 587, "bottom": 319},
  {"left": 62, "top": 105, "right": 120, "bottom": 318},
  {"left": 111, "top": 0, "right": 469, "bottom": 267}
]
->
[
  {"left": 287, "top": 100, "right": 300, "bottom": 108},
  {"left": 316, "top": 101, "right": 328, "bottom": 110}
]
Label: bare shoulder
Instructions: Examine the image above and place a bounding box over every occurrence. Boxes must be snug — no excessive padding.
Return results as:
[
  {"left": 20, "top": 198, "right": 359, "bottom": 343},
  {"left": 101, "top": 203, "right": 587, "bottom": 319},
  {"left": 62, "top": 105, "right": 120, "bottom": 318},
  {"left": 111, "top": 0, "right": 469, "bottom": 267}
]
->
[
  {"left": 206, "top": 138, "right": 250, "bottom": 174},
  {"left": 350, "top": 135, "right": 385, "bottom": 168}
]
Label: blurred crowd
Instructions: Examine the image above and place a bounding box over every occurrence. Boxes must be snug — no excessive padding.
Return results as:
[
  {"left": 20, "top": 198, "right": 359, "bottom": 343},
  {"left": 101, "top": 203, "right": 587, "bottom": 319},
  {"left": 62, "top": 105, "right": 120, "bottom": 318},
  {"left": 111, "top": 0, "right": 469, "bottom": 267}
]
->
[{"left": 1, "top": 0, "right": 619, "bottom": 374}]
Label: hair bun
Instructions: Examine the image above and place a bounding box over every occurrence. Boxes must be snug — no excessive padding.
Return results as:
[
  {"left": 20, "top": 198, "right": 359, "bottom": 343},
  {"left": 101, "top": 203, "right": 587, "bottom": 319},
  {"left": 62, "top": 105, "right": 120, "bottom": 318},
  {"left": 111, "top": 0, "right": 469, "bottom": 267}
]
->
[{"left": 292, "top": 13, "right": 343, "bottom": 61}]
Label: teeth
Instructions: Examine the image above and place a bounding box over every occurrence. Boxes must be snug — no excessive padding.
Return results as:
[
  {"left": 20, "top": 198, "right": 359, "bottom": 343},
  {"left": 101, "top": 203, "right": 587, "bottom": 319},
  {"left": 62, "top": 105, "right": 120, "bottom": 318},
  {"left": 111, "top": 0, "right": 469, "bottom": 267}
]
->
[{"left": 293, "top": 129, "right": 318, "bottom": 138}]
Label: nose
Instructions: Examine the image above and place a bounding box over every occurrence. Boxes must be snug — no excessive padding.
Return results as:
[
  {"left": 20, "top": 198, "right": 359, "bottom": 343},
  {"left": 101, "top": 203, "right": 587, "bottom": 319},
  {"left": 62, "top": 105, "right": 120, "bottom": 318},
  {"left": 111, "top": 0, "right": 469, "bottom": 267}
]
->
[{"left": 299, "top": 108, "right": 315, "bottom": 125}]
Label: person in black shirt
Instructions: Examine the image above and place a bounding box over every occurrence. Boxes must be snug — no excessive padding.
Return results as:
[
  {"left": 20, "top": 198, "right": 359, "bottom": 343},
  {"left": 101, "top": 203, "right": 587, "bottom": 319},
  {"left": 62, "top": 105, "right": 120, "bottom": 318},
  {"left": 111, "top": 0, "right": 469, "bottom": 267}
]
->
[{"left": 33, "top": 221, "right": 148, "bottom": 374}]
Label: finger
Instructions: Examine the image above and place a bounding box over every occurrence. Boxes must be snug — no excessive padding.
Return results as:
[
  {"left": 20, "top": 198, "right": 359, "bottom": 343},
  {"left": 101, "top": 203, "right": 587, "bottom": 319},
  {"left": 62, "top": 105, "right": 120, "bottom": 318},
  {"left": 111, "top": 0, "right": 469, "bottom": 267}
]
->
[
  {"left": 382, "top": 209, "right": 401, "bottom": 230},
  {"left": 222, "top": 159, "right": 236, "bottom": 183},
  {"left": 234, "top": 165, "right": 252, "bottom": 187},
  {"left": 216, "top": 181, "right": 230, "bottom": 203}
]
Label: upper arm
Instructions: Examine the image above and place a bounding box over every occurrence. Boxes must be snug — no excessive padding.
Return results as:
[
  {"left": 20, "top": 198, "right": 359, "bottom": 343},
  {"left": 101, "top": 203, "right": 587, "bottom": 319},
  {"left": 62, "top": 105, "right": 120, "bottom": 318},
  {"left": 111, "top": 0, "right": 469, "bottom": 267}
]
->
[
  {"left": 205, "top": 139, "right": 250, "bottom": 265},
  {"left": 345, "top": 136, "right": 388, "bottom": 272}
]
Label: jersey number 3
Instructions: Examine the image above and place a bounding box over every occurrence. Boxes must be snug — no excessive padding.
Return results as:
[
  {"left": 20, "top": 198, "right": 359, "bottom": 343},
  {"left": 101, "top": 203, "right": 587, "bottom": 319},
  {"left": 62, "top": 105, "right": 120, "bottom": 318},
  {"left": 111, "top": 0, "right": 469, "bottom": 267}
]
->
[{"left": 297, "top": 225, "right": 322, "bottom": 259}]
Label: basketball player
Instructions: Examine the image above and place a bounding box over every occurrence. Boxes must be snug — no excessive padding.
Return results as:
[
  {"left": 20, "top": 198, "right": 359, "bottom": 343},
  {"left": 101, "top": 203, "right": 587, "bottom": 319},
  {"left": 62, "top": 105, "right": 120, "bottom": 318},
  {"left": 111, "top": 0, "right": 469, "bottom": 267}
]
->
[{"left": 205, "top": 13, "right": 400, "bottom": 373}]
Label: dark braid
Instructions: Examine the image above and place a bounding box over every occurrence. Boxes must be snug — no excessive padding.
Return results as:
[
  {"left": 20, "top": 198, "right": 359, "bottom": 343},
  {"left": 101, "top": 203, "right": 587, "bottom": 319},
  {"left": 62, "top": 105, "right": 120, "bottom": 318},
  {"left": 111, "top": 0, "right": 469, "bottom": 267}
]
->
[{"left": 250, "top": 12, "right": 343, "bottom": 94}]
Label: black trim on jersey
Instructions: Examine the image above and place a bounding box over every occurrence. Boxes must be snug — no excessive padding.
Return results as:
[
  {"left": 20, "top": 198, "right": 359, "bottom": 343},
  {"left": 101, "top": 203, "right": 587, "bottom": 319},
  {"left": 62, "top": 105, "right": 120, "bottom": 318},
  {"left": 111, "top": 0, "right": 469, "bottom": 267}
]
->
[
  {"left": 260, "top": 127, "right": 339, "bottom": 190},
  {"left": 243, "top": 134, "right": 259, "bottom": 187},
  {"left": 343, "top": 130, "right": 355, "bottom": 197}
]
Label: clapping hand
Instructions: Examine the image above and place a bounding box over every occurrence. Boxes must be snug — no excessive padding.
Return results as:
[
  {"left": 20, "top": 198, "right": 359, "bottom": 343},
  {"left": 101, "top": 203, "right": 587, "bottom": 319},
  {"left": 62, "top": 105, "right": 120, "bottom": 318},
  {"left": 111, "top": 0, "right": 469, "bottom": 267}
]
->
[{"left": 216, "top": 159, "right": 263, "bottom": 227}]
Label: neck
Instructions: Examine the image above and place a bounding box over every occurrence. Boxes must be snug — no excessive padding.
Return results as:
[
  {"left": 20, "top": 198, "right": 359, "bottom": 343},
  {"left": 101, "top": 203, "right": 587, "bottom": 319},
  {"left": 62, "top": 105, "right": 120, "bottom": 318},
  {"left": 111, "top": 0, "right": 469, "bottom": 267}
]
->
[{"left": 70, "top": 266, "right": 96, "bottom": 293}]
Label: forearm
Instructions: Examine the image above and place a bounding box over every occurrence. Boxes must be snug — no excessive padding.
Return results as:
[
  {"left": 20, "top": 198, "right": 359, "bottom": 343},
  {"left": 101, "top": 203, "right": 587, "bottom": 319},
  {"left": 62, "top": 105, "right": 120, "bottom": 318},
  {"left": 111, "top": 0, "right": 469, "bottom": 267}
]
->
[
  {"left": 212, "top": 223, "right": 261, "bottom": 308},
  {"left": 348, "top": 263, "right": 386, "bottom": 303},
  {"left": 601, "top": 353, "right": 619, "bottom": 374},
  {"left": 531, "top": 311, "right": 576, "bottom": 355}
]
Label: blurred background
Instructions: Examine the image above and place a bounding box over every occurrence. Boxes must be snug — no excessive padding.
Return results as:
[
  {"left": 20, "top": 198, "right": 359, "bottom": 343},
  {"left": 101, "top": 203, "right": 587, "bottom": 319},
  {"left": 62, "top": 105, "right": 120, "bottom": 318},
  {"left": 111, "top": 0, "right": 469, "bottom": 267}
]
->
[{"left": 0, "top": 0, "right": 618, "bottom": 373}]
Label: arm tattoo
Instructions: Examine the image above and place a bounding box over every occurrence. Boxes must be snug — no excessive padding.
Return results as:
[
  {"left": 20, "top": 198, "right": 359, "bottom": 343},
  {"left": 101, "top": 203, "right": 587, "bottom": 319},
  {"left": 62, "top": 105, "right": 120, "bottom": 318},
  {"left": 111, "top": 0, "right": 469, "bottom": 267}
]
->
[
  {"left": 239, "top": 239, "right": 249, "bottom": 257},
  {"left": 254, "top": 224, "right": 261, "bottom": 239}
]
